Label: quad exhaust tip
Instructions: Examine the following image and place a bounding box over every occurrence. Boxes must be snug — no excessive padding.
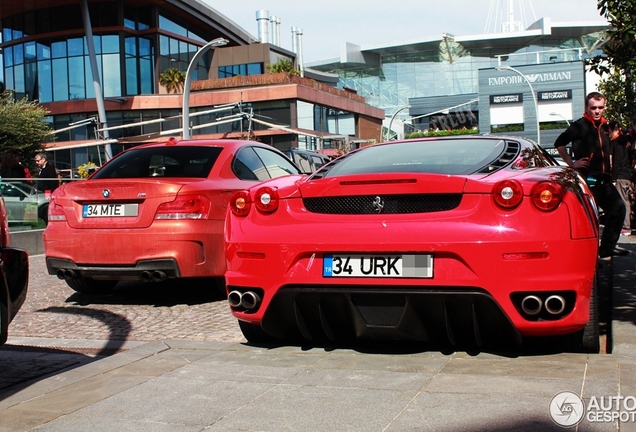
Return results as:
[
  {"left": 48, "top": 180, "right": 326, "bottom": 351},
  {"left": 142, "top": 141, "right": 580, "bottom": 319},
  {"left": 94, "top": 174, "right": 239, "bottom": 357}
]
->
[
  {"left": 228, "top": 290, "right": 262, "bottom": 311},
  {"left": 140, "top": 270, "right": 168, "bottom": 282},
  {"left": 520, "top": 295, "right": 542, "bottom": 316},
  {"left": 56, "top": 269, "right": 78, "bottom": 280},
  {"left": 520, "top": 294, "right": 566, "bottom": 317},
  {"left": 544, "top": 295, "right": 566, "bottom": 315}
]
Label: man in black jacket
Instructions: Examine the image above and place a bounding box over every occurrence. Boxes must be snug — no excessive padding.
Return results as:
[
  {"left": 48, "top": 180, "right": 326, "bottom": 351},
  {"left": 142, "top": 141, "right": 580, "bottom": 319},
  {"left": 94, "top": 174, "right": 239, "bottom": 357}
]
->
[
  {"left": 554, "top": 91, "right": 626, "bottom": 259},
  {"left": 34, "top": 152, "right": 59, "bottom": 193}
]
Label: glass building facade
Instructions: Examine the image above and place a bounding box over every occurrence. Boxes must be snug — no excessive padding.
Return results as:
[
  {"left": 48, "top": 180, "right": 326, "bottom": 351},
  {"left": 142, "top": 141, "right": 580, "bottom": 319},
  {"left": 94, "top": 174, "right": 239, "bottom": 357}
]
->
[
  {"left": 309, "top": 29, "right": 607, "bottom": 119},
  {"left": 0, "top": 1, "right": 245, "bottom": 172},
  {"left": 0, "top": 3, "right": 222, "bottom": 103}
]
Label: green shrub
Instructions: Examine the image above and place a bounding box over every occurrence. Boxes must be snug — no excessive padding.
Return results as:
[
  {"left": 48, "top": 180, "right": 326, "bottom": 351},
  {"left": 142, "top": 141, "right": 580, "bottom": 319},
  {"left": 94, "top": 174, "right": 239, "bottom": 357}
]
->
[{"left": 490, "top": 124, "right": 523, "bottom": 133}]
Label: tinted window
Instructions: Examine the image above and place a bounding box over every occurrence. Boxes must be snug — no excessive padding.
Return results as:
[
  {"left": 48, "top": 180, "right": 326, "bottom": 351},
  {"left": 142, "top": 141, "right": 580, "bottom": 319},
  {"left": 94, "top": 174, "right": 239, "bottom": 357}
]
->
[
  {"left": 92, "top": 146, "right": 222, "bottom": 179},
  {"left": 253, "top": 147, "right": 300, "bottom": 178},
  {"left": 290, "top": 151, "right": 312, "bottom": 173},
  {"left": 318, "top": 139, "right": 511, "bottom": 177},
  {"left": 0, "top": 182, "right": 28, "bottom": 198},
  {"left": 311, "top": 155, "right": 328, "bottom": 169},
  {"left": 233, "top": 147, "right": 300, "bottom": 181},
  {"left": 233, "top": 147, "right": 268, "bottom": 181}
]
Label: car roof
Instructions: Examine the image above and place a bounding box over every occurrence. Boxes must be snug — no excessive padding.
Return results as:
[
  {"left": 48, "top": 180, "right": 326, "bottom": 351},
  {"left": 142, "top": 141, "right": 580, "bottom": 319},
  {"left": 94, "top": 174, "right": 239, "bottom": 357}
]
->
[{"left": 130, "top": 138, "right": 269, "bottom": 150}]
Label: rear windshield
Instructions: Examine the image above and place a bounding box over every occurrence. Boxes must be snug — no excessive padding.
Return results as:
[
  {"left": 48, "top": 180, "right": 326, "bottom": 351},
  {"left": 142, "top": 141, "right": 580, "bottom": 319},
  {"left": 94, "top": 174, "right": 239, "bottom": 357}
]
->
[
  {"left": 92, "top": 146, "right": 222, "bottom": 179},
  {"left": 315, "top": 138, "right": 510, "bottom": 177}
]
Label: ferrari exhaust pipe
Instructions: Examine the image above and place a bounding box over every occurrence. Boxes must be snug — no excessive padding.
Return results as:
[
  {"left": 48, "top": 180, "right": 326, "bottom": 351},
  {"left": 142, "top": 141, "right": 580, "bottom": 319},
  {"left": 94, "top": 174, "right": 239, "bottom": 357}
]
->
[
  {"left": 140, "top": 271, "right": 152, "bottom": 282},
  {"left": 545, "top": 295, "right": 566, "bottom": 315},
  {"left": 228, "top": 290, "right": 243, "bottom": 308},
  {"left": 56, "top": 269, "right": 66, "bottom": 280},
  {"left": 240, "top": 291, "right": 261, "bottom": 310},
  {"left": 521, "top": 295, "right": 542, "bottom": 316}
]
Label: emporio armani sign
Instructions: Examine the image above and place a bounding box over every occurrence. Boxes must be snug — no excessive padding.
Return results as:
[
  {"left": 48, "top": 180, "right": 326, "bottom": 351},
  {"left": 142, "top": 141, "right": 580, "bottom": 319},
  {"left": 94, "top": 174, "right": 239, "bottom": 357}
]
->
[{"left": 488, "top": 71, "right": 572, "bottom": 86}]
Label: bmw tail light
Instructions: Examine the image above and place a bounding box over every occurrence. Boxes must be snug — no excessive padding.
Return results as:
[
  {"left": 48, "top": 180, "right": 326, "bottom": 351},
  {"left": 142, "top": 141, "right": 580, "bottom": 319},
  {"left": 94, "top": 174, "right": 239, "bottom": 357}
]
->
[
  {"left": 48, "top": 200, "right": 67, "bottom": 221},
  {"left": 229, "top": 191, "right": 252, "bottom": 217},
  {"left": 493, "top": 180, "right": 523, "bottom": 209},
  {"left": 155, "top": 195, "right": 211, "bottom": 219},
  {"left": 254, "top": 187, "right": 279, "bottom": 213},
  {"left": 530, "top": 181, "right": 562, "bottom": 211}
]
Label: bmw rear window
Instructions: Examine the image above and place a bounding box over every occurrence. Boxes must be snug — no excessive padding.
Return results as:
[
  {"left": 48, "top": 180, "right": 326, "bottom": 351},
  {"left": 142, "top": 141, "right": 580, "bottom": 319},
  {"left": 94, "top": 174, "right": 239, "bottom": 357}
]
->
[
  {"left": 91, "top": 146, "right": 222, "bottom": 179},
  {"left": 314, "top": 138, "right": 511, "bottom": 177}
]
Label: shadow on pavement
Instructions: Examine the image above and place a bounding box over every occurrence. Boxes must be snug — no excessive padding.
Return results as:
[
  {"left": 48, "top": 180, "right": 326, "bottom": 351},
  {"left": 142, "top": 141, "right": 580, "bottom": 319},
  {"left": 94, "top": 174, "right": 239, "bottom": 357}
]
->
[
  {"left": 610, "top": 242, "right": 636, "bottom": 326},
  {"left": 243, "top": 334, "right": 602, "bottom": 358},
  {"left": 0, "top": 306, "right": 130, "bottom": 400},
  {"left": 66, "top": 277, "right": 226, "bottom": 307}
]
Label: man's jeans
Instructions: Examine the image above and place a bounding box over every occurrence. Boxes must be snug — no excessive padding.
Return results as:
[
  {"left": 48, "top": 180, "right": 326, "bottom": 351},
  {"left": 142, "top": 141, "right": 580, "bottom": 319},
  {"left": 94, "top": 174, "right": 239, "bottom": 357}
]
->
[
  {"left": 589, "top": 177, "right": 626, "bottom": 258},
  {"left": 615, "top": 178, "right": 633, "bottom": 230}
]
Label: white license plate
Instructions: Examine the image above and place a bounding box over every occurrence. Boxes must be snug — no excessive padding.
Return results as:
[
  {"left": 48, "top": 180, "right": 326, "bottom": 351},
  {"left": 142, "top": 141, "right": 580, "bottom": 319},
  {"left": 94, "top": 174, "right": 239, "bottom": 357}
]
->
[
  {"left": 323, "top": 254, "right": 433, "bottom": 278},
  {"left": 83, "top": 203, "right": 139, "bottom": 218}
]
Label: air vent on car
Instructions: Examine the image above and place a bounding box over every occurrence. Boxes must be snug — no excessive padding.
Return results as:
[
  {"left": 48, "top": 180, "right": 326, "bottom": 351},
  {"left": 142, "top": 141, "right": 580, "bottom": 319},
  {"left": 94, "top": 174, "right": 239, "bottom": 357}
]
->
[
  {"left": 475, "top": 141, "right": 521, "bottom": 174},
  {"left": 303, "top": 194, "right": 462, "bottom": 215}
]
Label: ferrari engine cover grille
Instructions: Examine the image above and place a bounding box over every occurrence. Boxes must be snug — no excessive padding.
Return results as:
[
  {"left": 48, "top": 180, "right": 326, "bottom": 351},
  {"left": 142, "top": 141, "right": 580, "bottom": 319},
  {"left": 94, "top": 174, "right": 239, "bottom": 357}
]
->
[{"left": 303, "top": 194, "right": 462, "bottom": 214}]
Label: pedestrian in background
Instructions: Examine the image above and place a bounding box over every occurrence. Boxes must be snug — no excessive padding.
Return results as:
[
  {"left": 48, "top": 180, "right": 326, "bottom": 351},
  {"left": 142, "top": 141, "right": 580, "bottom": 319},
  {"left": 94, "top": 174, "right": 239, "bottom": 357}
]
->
[
  {"left": 0, "top": 152, "right": 26, "bottom": 181},
  {"left": 626, "top": 119, "right": 636, "bottom": 229},
  {"left": 554, "top": 91, "right": 627, "bottom": 259},
  {"left": 34, "top": 152, "right": 59, "bottom": 193},
  {"left": 608, "top": 120, "right": 634, "bottom": 236}
]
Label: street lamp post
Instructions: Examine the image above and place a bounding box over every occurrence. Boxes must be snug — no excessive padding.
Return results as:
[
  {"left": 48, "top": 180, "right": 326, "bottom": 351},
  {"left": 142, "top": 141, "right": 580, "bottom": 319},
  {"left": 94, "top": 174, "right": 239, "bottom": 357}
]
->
[
  {"left": 182, "top": 38, "right": 229, "bottom": 139},
  {"left": 549, "top": 112, "right": 570, "bottom": 126},
  {"left": 386, "top": 105, "right": 411, "bottom": 141},
  {"left": 495, "top": 65, "right": 540, "bottom": 144}
]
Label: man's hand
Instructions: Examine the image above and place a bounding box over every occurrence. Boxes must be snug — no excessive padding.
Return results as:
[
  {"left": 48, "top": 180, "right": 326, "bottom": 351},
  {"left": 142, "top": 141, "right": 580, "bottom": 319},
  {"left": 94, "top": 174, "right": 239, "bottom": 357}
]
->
[{"left": 572, "top": 156, "right": 592, "bottom": 170}]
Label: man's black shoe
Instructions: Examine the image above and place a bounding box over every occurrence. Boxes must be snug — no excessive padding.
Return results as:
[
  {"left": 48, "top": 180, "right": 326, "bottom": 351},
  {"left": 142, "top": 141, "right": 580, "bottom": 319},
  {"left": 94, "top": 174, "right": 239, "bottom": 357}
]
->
[{"left": 613, "top": 246, "right": 630, "bottom": 256}]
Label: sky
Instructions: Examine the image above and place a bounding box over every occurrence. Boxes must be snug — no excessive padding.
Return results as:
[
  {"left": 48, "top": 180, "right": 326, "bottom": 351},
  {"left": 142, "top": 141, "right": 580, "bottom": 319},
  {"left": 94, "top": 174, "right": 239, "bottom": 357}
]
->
[{"left": 202, "top": 0, "right": 605, "bottom": 63}]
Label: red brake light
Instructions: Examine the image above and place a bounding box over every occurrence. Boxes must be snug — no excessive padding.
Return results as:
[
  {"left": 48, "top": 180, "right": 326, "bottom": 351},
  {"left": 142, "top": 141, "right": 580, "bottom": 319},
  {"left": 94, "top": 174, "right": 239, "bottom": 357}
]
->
[
  {"left": 493, "top": 180, "right": 523, "bottom": 209},
  {"left": 254, "top": 187, "right": 279, "bottom": 213},
  {"left": 48, "top": 200, "right": 67, "bottom": 221},
  {"left": 530, "top": 181, "right": 562, "bottom": 211},
  {"left": 229, "top": 191, "right": 252, "bottom": 217},
  {"left": 155, "top": 195, "right": 210, "bottom": 219}
]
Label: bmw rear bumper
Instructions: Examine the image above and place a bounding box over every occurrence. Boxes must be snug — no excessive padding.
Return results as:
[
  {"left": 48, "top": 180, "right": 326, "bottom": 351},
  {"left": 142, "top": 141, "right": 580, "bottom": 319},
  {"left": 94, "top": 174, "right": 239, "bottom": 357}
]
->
[{"left": 46, "top": 257, "right": 180, "bottom": 281}]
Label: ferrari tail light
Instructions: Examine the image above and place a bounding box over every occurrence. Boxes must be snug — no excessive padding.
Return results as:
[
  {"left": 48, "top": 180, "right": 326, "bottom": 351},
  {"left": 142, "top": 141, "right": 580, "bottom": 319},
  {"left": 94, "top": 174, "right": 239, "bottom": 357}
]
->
[
  {"left": 228, "top": 187, "right": 280, "bottom": 217},
  {"left": 493, "top": 180, "right": 523, "bottom": 209},
  {"left": 48, "top": 200, "right": 67, "bottom": 221},
  {"left": 229, "top": 191, "right": 252, "bottom": 217},
  {"left": 254, "top": 187, "right": 279, "bottom": 213},
  {"left": 530, "top": 181, "right": 562, "bottom": 211},
  {"left": 155, "top": 195, "right": 211, "bottom": 219}
]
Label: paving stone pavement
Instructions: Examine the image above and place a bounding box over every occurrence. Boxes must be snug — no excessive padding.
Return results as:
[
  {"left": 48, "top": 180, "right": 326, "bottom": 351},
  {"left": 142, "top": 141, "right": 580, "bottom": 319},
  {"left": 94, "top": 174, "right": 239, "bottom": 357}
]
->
[
  {"left": 9, "top": 254, "right": 245, "bottom": 344},
  {"left": 1, "top": 253, "right": 245, "bottom": 395}
]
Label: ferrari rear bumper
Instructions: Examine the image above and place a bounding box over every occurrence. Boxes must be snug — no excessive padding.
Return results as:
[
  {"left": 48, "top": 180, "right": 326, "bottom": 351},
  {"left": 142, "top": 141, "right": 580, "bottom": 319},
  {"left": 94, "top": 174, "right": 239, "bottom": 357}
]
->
[{"left": 236, "top": 286, "right": 523, "bottom": 346}]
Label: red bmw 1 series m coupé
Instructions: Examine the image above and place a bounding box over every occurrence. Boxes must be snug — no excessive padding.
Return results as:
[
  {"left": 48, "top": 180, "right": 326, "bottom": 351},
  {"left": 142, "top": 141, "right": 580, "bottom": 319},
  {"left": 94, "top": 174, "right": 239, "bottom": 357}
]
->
[{"left": 44, "top": 138, "right": 300, "bottom": 295}]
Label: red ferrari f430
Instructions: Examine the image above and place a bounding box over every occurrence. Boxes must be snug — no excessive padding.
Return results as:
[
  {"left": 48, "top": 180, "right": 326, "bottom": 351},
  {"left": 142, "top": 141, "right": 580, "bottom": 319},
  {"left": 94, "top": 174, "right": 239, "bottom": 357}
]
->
[{"left": 225, "top": 136, "right": 601, "bottom": 352}]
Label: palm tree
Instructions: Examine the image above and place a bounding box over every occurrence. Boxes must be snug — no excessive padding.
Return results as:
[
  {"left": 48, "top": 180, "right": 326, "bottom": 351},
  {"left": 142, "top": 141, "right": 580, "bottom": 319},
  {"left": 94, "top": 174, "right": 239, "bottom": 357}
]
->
[
  {"left": 266, "top": 58, "right": 299, "bottom": 75},
  {"left": 159, "top": 68, "right": 186, "bottom": 94}
]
